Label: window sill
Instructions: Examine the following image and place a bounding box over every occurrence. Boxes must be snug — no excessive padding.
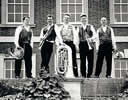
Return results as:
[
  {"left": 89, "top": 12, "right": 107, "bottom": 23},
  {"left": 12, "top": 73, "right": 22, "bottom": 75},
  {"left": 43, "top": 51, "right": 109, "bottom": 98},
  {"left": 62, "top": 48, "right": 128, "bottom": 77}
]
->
[
  {"left": 110, "top": 24, "right": 128, "bottom": 28},
  {"left": 0, "top": 24, "right": 36, "bottom": 27}
]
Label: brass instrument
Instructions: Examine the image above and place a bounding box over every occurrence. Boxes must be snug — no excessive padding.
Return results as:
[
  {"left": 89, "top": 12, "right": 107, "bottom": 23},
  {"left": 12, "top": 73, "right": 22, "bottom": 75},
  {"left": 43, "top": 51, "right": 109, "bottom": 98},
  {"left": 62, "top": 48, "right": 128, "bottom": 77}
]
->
[
  {"left": 38, "top": 30, "right": 50, "bottom": 50},
  {"left": 9, "top": 47, "right": 24, "bottom": 59}
]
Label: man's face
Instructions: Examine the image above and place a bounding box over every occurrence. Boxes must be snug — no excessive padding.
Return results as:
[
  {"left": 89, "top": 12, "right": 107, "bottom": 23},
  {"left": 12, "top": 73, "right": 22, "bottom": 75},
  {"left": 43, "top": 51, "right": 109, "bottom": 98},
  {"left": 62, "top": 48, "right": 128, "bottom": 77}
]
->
[
  {"left": 80, "top": 16, "right": 87, "bottom": 24},
  {"left": 47, "top": 17, "right": 53, "bottom": 25},
  {"left": 63, "top": 15, "right": 70, "bottom": 23},
  {"left": 101, "top": 17, "right": 107, "bottom": 25},
  {"left": 23, "top": 17, "right": 30, "bottom": 25}
]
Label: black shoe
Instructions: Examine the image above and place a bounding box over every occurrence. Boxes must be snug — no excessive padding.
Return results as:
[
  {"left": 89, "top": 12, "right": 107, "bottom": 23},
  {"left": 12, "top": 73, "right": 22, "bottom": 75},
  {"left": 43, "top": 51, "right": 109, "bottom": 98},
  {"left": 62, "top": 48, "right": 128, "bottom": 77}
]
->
[
  {"left": 93, "top": 75, "right": 99, "bottom": 78},
  {"left": 106, "top": 76, "right": 112, "bottom": 78},
  {"left": 15, "top": 76, "right": 20, "bottom": 79},
  {"left": 26, "top": 76, "right": 33, "bottom": 78}
]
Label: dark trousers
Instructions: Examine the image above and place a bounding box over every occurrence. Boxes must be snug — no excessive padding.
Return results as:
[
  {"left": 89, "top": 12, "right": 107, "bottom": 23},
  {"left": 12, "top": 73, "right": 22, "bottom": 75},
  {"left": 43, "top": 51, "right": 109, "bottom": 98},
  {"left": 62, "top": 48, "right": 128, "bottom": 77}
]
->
[
  {"left": 64, "top": 41, "right": 78, "bottom": 77},
  {"left": 79, "top": 41, "right": 94, "bottom": 78},
  {"left": 95, "top": 43, "right": 112, "bottom": 77},
  {"left": 41, "top": 41, "right": 53, "bottom": 72},
  {"left": 15, "top": 43, "right": 32, "bottom": 77}
]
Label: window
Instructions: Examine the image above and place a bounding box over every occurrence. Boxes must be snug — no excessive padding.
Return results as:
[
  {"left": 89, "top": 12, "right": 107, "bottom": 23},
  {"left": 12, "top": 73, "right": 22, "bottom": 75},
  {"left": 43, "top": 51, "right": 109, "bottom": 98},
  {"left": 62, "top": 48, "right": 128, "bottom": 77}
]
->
[
  {"left": 4, "top": 59, "right": 25, "bottom": 79},
  {"left": 110, "top": 0, "right": 128, "bottom": 24},
  {"left": 0, "top": 54, "right": 36, "bottom": 79},
  {"left": 56, "top": 0, "right": 88, "bottom": 24},
  {"left": 114, "top": 59, "right": 128, "bottom": 78},
  {"left": 1, "top": 0, "right": 34, "bottom": 25}
]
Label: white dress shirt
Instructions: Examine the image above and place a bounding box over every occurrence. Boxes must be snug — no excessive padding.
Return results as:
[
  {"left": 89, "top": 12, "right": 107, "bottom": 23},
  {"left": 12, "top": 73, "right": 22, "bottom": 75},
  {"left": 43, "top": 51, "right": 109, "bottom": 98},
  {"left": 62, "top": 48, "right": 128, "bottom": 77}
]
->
[{"left": 14, "top": 25, "right": 33, "bottom": 48}]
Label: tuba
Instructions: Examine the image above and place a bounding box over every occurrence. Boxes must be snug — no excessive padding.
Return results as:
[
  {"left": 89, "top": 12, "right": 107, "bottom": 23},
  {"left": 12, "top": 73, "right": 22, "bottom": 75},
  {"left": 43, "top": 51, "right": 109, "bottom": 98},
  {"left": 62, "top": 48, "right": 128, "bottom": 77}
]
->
[{"left": 56, "top": 48, "right": 68, "bottom": 75}]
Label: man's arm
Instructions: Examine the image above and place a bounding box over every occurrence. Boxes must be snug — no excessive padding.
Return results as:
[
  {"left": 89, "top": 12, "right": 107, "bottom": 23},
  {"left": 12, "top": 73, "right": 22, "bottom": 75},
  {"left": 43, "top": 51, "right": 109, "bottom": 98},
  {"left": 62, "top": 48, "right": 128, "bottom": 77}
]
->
[
  {"left": 14, "top": 26, "right": 22, "bottom": 48},
  {"left": 111, "top": 27, "right": 117, "bottom": 51},
  {"left": 72, "top": 25, "right": 79, "bottom": 45},
  {"left": 90, "top": 25, "right": 97, "bottom": 42},
  {"left": 95, "top": 29, "right": 100, "bottom": 52},
  {"left": 30, "top": 29, "right": 34, "bottom": 48},
  {"left": 54, "top": 24, "right": 63, "bottom": 45},
  {"left": 39, "top": 27, "right": 45, "bottom": 41}
]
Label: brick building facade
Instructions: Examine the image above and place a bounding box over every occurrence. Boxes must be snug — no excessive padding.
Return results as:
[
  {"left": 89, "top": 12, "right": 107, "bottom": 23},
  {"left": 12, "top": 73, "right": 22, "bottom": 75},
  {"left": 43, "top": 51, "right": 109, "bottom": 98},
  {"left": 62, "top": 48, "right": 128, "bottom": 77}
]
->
[{"left": 0, "top": 0, "right": 128, "bottom": 78}]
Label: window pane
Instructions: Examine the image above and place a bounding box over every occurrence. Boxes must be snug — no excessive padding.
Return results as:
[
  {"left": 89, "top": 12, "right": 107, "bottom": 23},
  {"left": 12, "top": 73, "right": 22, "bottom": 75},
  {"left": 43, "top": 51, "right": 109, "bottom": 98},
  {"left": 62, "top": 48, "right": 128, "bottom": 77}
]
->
[
  {"left": 23, "top": 14, "right": 29, "bottom": 18},
  {"left": 23, "top": 4, "right": 29, "bottom": 13},
  {"left": 114, "top": 4, "right": 120, "bottom": 13},
  {"left": 115, "top": 70, "right": 120, "bottom": 78},
  {"left": 15, "top": 0, "right": 21, "bottom": 3},
  {"left": 115, "top": 14, "right": 121, "bottom": 22},
  {"left": 121, "top": 70, "right": 127, "bottom": 77},
  {"left": 8, "top": 0, "right": 14, "bottom": 3},
  {"left": 61, "top": 14, "right": 64, "bottom": 22},
  {"left": 12, "top": 70, "right": 15, "bottom": 78},
  {"left": 115, "top": 0, "right": 120, "bottom": 3},
  {"left": 69, "top": 0, "right": 75, "bottom": 3},
  {"left": 76, "top": 4, "right": 82, "bottom": 13},
  {"left": 6, "top": 70, "right": 11, "bottom": 78},
  {"left": 8, "top": 14, "right": 14, "bottom": 22},
  {"left": 12, "top": 60, "right": 15, "bottom": 69},
  {"left": 5, "top": 61, "right": 11, "bottom": 69},
  {"left": 15, "top": 4, "right": 21, "bottom": 13},
  {"left": 23, "top": 0, "right": 29, "bottom": 3},
  {"left": 76, "top": 14, "right": 81, "bottom": 22},
  {"left": 122, "top": 4, "right": 128, "bottom": 13},
  {"left": 70, "top": 14, "right": 75, "bottom": 22},
  {"left": 122, "top": 14, "right": 128, "bottom": 22},
  {"left": 122, "top": 0, "right": 128, "bottom": 3},
  {"left": 61, "top": 4, "right": 68, "bottom": 13},
  {"left": 76, "top": 0, "right": 82, "bottom": 3},
  {"left": 8, "top": 4, "right": 14, "bottom": 13},
  {"left": 115, "top": 61, "right": 120, "bottom": 68},
  {"left": 69, "top": 4, "right": 75, "bottom": 13},
  {"left": 62, "top": 0, "right": 68, "bottom": 3},
  {"left": 15, "top": 14, "right": 21, "bottom": 22},
  {"left": 121, "top": 62, "right": 126, "bottom": 69}
]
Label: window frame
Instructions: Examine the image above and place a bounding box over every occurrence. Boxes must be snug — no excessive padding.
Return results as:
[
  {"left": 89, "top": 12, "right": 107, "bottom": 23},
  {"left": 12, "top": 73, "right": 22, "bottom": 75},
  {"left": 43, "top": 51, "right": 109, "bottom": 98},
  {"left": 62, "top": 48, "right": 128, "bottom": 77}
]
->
[
  {"left": 1, "top": 0, "right": 34, "bottom": 26},
  {"left": 56, "top": 0, "right": 88, "bottom": 25},
  {"left": 110, "top": 0, "right": 128, "bottom": 25}
]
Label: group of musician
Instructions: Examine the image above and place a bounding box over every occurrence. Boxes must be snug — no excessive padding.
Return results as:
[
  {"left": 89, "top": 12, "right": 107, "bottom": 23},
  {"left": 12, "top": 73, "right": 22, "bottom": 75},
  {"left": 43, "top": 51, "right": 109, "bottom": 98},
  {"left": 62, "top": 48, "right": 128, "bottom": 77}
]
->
[{"left": 14, "top": 13, "right": 117, "bottom": 79}]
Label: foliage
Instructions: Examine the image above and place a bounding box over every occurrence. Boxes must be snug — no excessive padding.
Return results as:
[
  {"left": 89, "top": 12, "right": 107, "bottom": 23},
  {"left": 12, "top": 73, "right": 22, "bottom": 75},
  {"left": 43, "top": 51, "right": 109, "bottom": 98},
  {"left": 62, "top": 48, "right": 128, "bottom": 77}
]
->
[{"left": 0, "top": 69, "right": 70, "bottom": 100}]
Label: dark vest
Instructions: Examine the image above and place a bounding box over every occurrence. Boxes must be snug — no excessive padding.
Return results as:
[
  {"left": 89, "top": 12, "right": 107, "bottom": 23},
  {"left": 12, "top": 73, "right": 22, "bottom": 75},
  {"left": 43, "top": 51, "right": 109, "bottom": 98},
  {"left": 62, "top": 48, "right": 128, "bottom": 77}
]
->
[
  {"left": 19, "top": 26, "right": 32, "bottom": 47},
  {"left": 43, "top": 25, "right": 56, "bottom": 41},
  {"left": 98, "top": 26, "right": 112, "bottom": 45},
  {"left": 79, "top": 25, "right": 93, "bottom": 41}
]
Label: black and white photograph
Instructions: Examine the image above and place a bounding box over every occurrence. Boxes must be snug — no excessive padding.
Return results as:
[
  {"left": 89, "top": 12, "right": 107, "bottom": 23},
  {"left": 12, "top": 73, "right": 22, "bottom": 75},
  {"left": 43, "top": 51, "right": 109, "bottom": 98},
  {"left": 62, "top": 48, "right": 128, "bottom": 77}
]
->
[{"left": 0, "top": 0, "right": 128, "bottom": 100}]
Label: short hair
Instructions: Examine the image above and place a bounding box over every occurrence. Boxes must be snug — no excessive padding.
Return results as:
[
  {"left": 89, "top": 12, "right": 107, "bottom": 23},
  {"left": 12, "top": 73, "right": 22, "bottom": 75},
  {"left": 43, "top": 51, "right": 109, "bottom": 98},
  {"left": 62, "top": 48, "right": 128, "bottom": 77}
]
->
[
  {"left": 47, "top": 14, "right": 54, "bottom": 19},
  {"left": 23, "top": 16, "right": 30, "bottom": 21},
  {"left": 101, "top": 17, "right": 107, "bottom": 20},
  {"left": 64, "top": 13, "right": 71, "bottom": 17},
  {"left": 80, "top": 14, "right": 87, "bottom": 18}
]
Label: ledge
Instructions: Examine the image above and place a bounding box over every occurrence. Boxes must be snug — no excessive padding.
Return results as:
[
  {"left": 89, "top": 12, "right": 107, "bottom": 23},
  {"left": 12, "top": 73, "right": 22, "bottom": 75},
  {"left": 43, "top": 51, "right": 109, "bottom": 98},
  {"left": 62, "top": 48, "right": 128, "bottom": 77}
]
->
[
  {"left": 0, "top": 24, "right": 36, "bottom": 27},
  {"left": 110, "top": 24, "right": 128, "bottom": 28}
]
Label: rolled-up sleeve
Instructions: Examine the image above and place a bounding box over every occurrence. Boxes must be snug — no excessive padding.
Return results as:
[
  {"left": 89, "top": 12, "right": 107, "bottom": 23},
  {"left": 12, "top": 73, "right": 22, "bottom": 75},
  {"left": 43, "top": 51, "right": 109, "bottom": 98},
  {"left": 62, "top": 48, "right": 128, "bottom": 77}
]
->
[
  {"left": 90, "top": 25, "right": 97, "bottom": 42},
  {"left": 111, "top": 28, "right": 117, "bottom": 50},
  {"left": 14, "top": 26, "right": 22, "bottom": 47}
]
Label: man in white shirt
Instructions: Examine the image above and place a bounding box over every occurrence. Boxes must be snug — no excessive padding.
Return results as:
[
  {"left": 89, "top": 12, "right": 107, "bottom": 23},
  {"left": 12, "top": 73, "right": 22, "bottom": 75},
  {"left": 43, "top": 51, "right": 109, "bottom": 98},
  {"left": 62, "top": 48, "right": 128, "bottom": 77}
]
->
[
  {"left": 14, "top": 16, "right": 33, "bottom": 78},
  {"left": 95, "top": 17, "right": 117, "bottom": 78},
  {"left": 59, "top": 14, "right": 78, "bottom": 77},
  {"left": 39, "top": 14, "right": 63, "bottom": 73},
  {"left": 78, "top": 14, "right": 96, "bottom": 78}
]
